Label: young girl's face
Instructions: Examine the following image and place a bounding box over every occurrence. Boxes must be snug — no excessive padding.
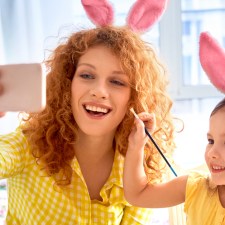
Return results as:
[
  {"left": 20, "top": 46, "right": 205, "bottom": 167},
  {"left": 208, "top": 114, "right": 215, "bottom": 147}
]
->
[
  {"left": 71, "top": 45, "right": 131, "bottom": 137},
  {"left": 205, "top": 108, "right": 225, "bottom": 185}
]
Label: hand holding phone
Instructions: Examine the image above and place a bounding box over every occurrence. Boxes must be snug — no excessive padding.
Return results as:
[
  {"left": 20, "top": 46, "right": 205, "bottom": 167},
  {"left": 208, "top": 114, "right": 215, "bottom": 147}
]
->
[
  {"left": 0, "top": 63, "right": 46, "bottom": 113},
  {"left": 0, "top": 81, "right": 5, "bottom": 117}
]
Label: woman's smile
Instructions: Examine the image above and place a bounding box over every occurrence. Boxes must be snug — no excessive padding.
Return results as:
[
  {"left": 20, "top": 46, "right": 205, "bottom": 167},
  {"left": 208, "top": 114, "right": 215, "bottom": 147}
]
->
[{"left": 83, "top": 102, "right": 112, "bottom": 119}]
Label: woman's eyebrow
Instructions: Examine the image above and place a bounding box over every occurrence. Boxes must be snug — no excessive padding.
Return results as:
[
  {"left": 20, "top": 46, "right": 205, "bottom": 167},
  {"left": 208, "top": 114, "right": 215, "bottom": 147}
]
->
[
  {"left": 77, "top": 63, "right": 126, "bottom": 75},
  {"left": 77, "top": 63, "right": 95, "bottom": 69},
  {"left": 112, "top": 71, "right": 126, "bottom": 76}
]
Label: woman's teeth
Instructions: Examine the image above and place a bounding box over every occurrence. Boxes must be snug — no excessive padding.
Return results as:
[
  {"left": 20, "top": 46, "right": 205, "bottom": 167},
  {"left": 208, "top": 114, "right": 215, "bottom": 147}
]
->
[{"left": 85, "top": 105, "right": 109, "bottom": 113}]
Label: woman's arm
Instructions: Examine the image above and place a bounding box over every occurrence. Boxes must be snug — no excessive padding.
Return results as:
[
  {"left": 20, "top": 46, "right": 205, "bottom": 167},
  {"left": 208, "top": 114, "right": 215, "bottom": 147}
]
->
[{"left": 123, "top": 113, "right": 187, "bottom": 208}]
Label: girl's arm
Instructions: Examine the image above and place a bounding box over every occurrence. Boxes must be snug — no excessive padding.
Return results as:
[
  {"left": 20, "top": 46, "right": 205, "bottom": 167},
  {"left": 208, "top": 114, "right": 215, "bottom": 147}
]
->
[{"left": 123, "top": 113, "right": 187, "bottom": 208}]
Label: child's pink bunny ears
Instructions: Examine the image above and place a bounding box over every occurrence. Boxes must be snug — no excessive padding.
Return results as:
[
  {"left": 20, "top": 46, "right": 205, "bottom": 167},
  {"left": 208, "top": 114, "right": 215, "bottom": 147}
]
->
[
  {"left": 81, "top": 0, "right": 168, "bottom": 32},
  {"left": 199, "top": 32, "right": 225, "bottom": 93}
]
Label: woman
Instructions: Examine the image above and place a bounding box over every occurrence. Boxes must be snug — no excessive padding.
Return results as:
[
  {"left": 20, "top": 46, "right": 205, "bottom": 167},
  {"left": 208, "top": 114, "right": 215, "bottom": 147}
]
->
[{"left": 0, "top": 25, "right": 175, "bottom": 224}]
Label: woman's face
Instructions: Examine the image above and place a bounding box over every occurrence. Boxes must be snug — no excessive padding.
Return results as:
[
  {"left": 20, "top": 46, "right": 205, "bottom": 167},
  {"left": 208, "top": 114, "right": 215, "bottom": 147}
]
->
[
  {"left": 71, "top": 45, "right": 131, "bottom": 137},
  {"left": 205, "top": 108, "right": 225, "bottom": 185}
]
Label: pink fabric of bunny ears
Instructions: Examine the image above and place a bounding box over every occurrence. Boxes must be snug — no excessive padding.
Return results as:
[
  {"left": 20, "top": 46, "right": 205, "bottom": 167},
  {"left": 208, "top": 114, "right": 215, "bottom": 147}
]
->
[
  {"left": 199, "top": 32, "right": 225, "bottom": 93},
  {"left": 81, "top": 0, "right": 168, "bottom": 32},
  {"left": 127, "top": 0, "right": 168, "bottom": 32},
  {"left": 81, "top": 0, "right": 114, "bottom": 26}
]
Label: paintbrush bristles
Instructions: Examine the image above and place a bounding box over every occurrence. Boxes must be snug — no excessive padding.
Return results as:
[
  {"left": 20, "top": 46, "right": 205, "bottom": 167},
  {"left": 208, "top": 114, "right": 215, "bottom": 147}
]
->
[{"left": 130, "top": 108, "right": 139, "bottom": 119}]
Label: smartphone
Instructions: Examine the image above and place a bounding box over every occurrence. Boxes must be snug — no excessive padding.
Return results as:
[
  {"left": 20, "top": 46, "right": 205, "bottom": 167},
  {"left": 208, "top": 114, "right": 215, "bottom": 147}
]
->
[{"left": 0, "top": 63, "right": 46, "bottom": 112}]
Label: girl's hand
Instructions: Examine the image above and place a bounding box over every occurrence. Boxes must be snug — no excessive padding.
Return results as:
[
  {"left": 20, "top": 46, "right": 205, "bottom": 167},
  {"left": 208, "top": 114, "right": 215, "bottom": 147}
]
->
[
  {"left": 138, "top": 112, "right": 156, "bottom": 134},
  {"left": 124, "top": 112, "right": 156, "bottom": 203},
  {"left": 128, "top": 112, "right": 156, "bottom": 151},
  {"left": 0, "top": 83, "right": 6, "bottom": 117}
]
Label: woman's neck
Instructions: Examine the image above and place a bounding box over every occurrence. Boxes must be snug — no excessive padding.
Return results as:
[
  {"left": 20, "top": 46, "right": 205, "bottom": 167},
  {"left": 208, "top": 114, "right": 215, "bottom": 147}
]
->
[
  {"left": 218, "top": 185, "right": 225, "bottom": 208},
  {"left": 74, "top": 130, "right": 115, "bottom": 163},
  {"left": 73, "top": 131, "right": 116, "bottom": 200}
]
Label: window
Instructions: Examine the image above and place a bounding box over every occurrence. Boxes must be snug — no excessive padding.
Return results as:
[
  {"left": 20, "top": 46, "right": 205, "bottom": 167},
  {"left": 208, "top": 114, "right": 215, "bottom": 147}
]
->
[{"left": 160, "top": 0, "right": 225, "bottom": 99}]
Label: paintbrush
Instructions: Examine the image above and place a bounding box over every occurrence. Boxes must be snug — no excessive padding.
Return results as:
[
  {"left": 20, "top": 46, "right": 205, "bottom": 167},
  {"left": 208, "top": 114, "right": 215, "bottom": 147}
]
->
[{"left": 130, "top": 108, "right": 177, "bottom": 177}]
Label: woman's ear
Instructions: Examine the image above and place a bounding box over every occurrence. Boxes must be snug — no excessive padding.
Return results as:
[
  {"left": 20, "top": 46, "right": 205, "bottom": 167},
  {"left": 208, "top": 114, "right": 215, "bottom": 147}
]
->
[{"left": 199, "top": 32, "right": 225, "bottom": 93}]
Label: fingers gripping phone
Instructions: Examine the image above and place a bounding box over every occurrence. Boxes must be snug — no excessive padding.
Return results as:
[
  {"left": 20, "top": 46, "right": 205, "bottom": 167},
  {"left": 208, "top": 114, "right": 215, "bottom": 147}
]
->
[{"left": 0, "top": 63, "right": 46, "bottom": 112}]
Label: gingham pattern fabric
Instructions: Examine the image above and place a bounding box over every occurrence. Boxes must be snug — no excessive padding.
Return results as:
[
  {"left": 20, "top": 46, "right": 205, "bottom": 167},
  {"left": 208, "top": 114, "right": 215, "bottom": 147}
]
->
[{"left": 0, "top": 128, "right": 152, "bottom": 225}]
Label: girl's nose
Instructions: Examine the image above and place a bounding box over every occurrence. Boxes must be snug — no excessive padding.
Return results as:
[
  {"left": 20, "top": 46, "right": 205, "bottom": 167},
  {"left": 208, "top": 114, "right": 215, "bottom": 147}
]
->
[{"left": 208, "top": 145, "right": 221, "bottom": 159}]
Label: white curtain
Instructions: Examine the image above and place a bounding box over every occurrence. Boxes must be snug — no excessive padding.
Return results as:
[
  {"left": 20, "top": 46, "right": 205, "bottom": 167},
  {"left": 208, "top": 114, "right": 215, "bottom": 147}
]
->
[
  {"left": 0, "top": 0, "right": 43, "bottom": 63},
  {"left": 0, "top": 0, "right": 91, "bottom": 134},
  {"left": 0, "top": 0, "right": 90, "bottom": 64}
]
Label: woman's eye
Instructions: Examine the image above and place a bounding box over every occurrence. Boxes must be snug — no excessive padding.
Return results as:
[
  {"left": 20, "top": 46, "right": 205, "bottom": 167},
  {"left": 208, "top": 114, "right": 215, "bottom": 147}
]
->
[
  {"left": 111, "top": 79, "right": 125, "bottom": 86},
  {"left": 80, "top": 73, "right": 94, "bottom": 79},
  {"left": 208, "top": 139, "right": 214, "bottom": 144}
]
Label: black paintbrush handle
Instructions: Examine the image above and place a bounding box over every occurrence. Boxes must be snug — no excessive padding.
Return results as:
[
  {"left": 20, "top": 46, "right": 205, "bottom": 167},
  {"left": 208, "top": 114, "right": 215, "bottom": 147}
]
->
[{"left": 145, "top": 128, "right": 177, "bottom": 177}]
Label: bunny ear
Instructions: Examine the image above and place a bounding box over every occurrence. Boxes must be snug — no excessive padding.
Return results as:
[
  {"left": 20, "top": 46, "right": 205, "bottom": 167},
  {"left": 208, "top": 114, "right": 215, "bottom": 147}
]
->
[
  {"left": 126, "top": 0, "right": 168, "bottom": 32},
  {"left": 81, "top": 0, "right": 114, "bottom": 27},
  {"left": 199, "top": 32, "right": 225, "bottom": 93}
]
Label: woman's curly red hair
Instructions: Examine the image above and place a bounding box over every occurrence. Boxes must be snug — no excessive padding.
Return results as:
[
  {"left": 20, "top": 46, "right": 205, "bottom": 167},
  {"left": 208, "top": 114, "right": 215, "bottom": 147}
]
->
[{"left": 21, "top": 26, "right": 175, "bottom": 185}]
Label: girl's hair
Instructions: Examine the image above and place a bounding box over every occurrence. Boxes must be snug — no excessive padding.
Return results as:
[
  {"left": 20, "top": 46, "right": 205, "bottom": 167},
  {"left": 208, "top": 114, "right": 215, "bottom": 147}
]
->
[
  {"left": 210, "top": 98, "right": 225, "bottom": 117},
  {"left": 21, "top": 26, "right": 175, "bottom": 186}
]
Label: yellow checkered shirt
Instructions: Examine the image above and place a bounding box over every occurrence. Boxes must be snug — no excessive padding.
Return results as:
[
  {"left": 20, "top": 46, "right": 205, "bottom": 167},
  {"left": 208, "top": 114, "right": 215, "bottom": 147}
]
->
[{"left": 0, "top": 128, "right": 152, "bottom": 224}]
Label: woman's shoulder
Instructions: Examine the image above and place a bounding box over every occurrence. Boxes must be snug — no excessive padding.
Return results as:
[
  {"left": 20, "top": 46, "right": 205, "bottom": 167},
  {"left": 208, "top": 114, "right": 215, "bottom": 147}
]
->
[
  {"left": 0, "top": 126, "right": 27, "bottom": 143},
  {"left": 0, "top": 126, "right": 30, "bottom": 154},
  {"left": 0, "top": 127, "right": 34, "bottom": 177}
]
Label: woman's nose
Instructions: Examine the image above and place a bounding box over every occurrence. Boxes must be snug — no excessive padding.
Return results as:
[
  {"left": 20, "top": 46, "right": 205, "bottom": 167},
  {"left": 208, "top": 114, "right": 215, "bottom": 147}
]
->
[{"left": 89, "top": 82, "right": 109, "bottom": 99}]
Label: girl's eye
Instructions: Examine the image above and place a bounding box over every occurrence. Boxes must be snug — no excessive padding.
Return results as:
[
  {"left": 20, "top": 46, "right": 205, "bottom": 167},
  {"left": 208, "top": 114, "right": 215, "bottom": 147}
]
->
[
  {"left": 208, "top": 139, "right": 214, "bottom": 145},
  {"left": 111, "top": 79, "right": 125, "bottom": 86},
  {"left": 80, "top": 73, "right": 94, "bottom": 79}
]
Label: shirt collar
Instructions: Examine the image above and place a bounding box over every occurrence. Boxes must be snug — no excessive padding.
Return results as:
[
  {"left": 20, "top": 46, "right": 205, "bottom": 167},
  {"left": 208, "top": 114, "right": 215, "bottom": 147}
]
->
[{"left": 104, "top": 149, "right": 124, "bottom": 190}]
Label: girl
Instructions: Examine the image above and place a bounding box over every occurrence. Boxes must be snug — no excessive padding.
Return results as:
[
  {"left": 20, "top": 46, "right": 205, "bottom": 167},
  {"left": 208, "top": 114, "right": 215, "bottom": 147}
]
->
[
  {"left": 124, "top": 98, "right": 225, "bottom": 225},
  {"left": 124, "top": 31, "right": 225, "bottom": 225}
]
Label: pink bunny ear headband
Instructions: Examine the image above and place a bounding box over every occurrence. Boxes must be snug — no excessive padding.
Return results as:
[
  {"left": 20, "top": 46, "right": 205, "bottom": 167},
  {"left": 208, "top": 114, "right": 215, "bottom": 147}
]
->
[
  {"left": 81, "top": 0, "right": 169, "bottom": 32},
  {"left": 199, "top": 32, "right": 225, "bottom": 93}
]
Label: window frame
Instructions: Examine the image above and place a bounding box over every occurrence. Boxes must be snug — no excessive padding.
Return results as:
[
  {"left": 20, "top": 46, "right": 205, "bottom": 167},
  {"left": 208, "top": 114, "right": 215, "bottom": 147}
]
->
[{"left": 159, "top": 0, "right": 223, "bottom": 100}]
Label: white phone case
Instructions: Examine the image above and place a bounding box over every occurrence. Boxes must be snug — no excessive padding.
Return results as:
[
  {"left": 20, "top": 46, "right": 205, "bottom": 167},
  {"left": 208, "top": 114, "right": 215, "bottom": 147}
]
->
[{"left": 0, "top": 63, "right": 46, "bottom": 112}]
